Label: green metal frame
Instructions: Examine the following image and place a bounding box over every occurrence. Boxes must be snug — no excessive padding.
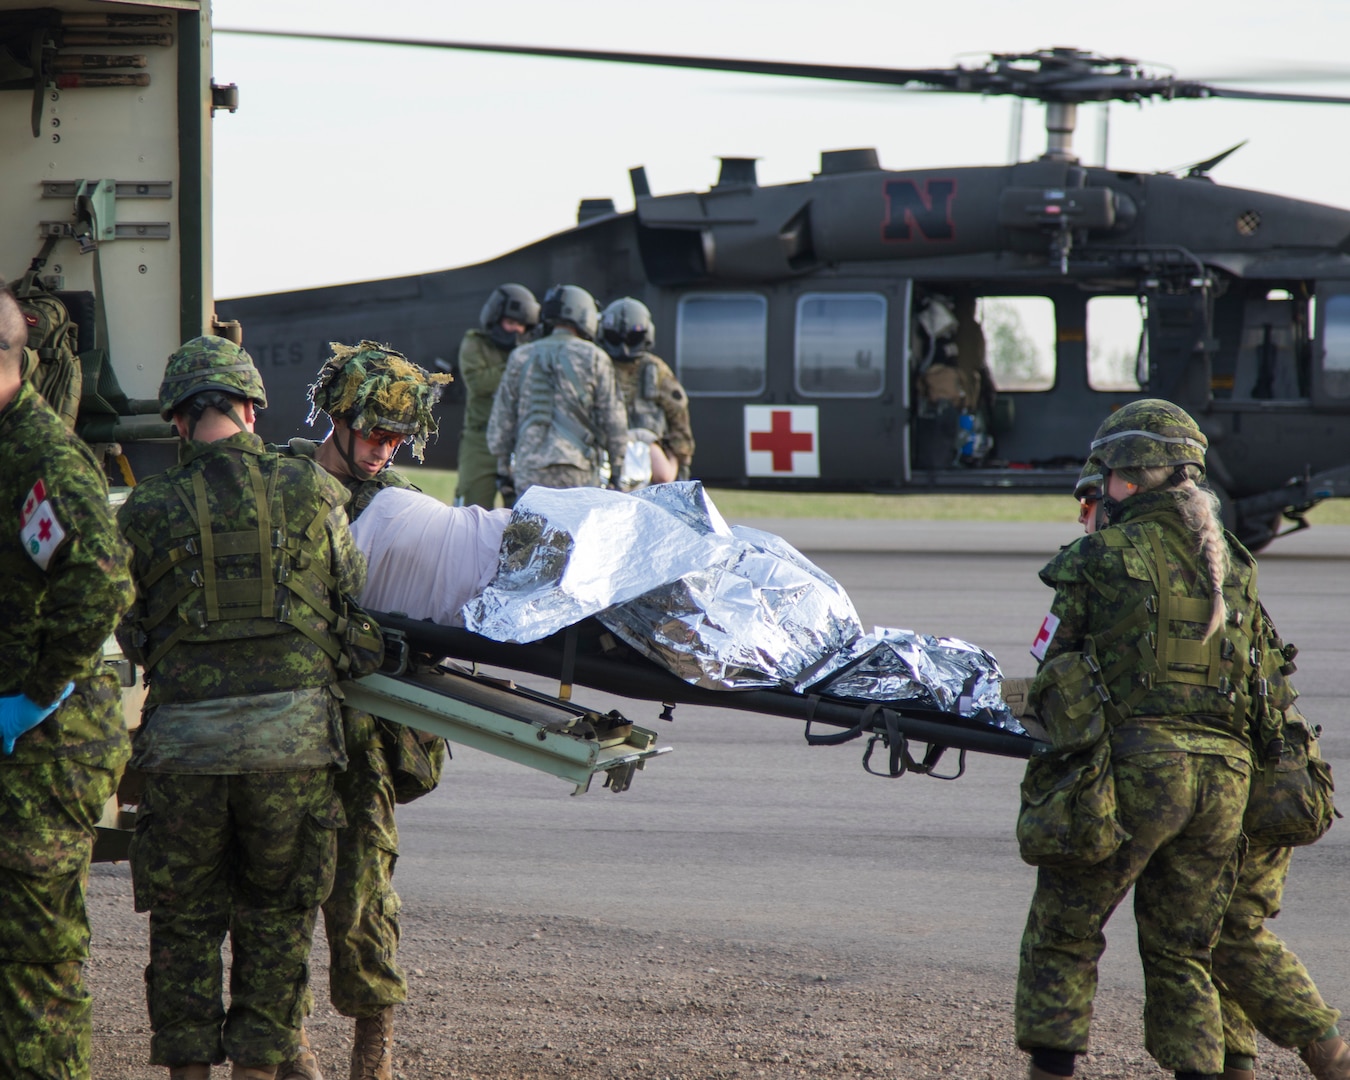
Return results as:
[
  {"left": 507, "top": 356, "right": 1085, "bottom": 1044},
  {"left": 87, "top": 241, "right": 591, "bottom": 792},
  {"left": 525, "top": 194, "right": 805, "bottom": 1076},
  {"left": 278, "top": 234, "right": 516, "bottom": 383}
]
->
[{"left": 339, "top": 670, "right": 670, "bottom": 795}]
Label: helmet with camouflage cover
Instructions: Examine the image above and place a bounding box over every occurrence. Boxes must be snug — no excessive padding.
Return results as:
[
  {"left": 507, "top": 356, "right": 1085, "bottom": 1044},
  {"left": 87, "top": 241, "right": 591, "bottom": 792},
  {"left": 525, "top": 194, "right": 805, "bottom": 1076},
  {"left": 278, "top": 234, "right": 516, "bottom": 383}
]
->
[
  {"left": 599, "top": 297, "right": 655, "bottom": 361},
  {"left": 1074, "top": 458, "right": 1104, "bottom": 501},
  {"left": 158, "top": 335, "right": 267, "bottom": 420},
  {"left": 480, "top": 283, "right": 540, "bottom": 348},
  {"left": 307, "top": 340, "right": 453, "bottom": 461},
  {"left": 1088, "top": 398, "right": 1207, "bottom": 473},
  {"left": 540, "top": 283, "right": 600, "bottom": 341}
]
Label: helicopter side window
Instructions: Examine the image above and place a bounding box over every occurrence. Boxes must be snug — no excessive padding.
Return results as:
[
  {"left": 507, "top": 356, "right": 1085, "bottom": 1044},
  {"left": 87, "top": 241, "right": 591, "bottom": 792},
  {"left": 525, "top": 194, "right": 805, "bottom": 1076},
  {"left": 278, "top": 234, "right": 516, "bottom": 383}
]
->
[
  {"left": 794, "top": 292, "right": 886, "bottom": 397},
  {"left": 1086, "top": 296, "right": 1144, "bottom": 392},
  {"left": 978, "top": 296, "right": 1056, "bottom": 391},
  {"left": 1319, "top": 294, "right": 1350, "bottom": 399},
  {"left": 675, "top": 293, "right": 768, "bottom": 396}
]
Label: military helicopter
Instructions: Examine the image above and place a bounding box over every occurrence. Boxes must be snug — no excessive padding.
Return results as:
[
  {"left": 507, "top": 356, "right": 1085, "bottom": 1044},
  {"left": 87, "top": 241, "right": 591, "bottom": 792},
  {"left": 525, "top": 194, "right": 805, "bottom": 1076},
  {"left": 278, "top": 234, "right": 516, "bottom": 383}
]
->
[{"left": 207, "top": 32, "right": 1350, "bottom": 551}]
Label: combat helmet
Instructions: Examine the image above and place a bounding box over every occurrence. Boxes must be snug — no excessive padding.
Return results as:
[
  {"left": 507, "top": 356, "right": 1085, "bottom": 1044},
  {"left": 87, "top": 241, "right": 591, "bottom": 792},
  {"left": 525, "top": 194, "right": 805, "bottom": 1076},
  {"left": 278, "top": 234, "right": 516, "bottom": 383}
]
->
[
  {"left": 540, "top": 284, "right": 600, "bottom": 341},
  {"left": 307, "top": 340, "right": 453, "bottom": 461},
  {"left": 158, "top": 335, "right": 267, "bottom": 420},
  {"left": 1074, "top": 458, "right": 1104, "bottom": 501},
  {"left": 480, "top": 283, "right": 541, "bottom": 348},
  {"left": 599, "top": 297, "right": 655, "bottom": 361},
  {"left": 1088, "top": 398, "right": 1207, "bottom": 473}
]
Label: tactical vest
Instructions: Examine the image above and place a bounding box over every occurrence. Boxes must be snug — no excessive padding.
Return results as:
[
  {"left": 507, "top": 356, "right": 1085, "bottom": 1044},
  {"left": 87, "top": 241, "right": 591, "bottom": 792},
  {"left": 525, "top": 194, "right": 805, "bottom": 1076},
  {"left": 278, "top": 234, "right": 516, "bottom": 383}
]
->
[
  {"left": 521, "top": 346, "right": 603, "bottom": 462},
  {"left": 1087, "top": 519, "right": 1261, "bottom": 735},
  {"left": 124, "top": 446, "right": 348, "bottom": 678},
  {"left": 615, "top": 357, "right": 668, "bottom": 438}
]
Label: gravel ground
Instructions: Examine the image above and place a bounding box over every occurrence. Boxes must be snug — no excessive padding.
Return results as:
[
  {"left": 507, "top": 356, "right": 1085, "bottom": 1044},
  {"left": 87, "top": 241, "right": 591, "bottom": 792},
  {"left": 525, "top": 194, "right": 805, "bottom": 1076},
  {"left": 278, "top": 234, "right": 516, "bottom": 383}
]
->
[{"left": 84, "top": 862, "right": 1314, "bottom": 1080}]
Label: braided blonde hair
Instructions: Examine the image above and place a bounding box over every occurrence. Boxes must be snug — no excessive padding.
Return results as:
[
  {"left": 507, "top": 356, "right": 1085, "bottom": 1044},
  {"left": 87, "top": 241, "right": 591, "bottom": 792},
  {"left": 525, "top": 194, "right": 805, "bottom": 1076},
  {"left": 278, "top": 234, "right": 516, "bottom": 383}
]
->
[{"left": 1116, "top": 463, "right": 1229, "bottom": 641}]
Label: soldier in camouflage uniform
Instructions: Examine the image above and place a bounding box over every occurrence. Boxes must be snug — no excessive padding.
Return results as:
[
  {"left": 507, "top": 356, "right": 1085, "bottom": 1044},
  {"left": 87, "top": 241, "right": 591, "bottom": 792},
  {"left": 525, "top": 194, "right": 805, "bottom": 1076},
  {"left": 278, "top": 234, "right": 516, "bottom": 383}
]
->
[
  {"left": 455, "top": 284, "right": 539, "bottom": 508},
  {"left": 597, "top": 298, "right": 695, "bottom": 483},
  {"left": 1070, "top": 461, "right": 1348, "bottom": 1080},
  {"left": 280, "top": 342, "right": 452, "bottom": 1080},
  {"left": 1017, "top": 400, "right": 1265, "bottom": 1080},
  {"left": 0, "top": 280, "right": 134, "bottom": 1080},
  {"left": 117, "top": 337, "right": 366, "bottom": 1080},
  {"left": 487, "top": 284, "right": 627, "bottom": 494}
]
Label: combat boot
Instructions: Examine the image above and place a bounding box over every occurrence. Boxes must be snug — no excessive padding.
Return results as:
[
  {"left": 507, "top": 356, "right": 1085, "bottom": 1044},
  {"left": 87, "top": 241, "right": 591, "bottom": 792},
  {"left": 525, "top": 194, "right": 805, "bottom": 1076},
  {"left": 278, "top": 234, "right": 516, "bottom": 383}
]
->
[
  {"left": 1029, "top": 1066, "right": 1068, "bottom": 1080},
  {"left": 350, "top": 1007, "right": 394, "bottom": 1080},
  {"left": 1302, "top": 1035, "right": 1350, "bottom": 1080},
  {"left": 1222, "top": 1068, "right": 1255, "bottom": 1080},
  {"left": 230, "top": 1066, "right": 278, "bottom": 1080},
  {"left": 277, "top": 1026, "right": 323, "bottom": 1080},
  {"left": 168, "top": 1067, "right": 212, "bottom": 1080}
]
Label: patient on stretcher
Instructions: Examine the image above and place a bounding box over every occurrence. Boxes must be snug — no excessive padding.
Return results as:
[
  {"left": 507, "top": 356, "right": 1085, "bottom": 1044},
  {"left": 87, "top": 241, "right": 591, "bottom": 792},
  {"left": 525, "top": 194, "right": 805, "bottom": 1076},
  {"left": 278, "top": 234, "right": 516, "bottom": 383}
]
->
[{"left": 349, "top": 483, "right": 1019, "bottom": 729}]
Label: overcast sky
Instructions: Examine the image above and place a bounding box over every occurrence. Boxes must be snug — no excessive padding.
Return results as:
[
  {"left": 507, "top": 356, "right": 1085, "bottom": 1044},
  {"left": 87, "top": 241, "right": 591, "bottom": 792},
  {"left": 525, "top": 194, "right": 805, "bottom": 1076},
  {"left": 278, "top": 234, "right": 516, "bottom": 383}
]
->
[{"left": 209, "top": 0, "right": 1350, "bottom": 298}]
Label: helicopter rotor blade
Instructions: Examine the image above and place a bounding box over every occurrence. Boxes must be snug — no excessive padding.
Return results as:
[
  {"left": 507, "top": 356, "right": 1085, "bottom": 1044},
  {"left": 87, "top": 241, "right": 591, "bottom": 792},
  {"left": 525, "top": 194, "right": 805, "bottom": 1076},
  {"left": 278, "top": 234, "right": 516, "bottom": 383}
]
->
[
  {"left": 215, "top": 28, "right": 972, "bottom": 91},
  {"left": 1186, "top": 85, "right": 1350, "bottom": 106},
  {"left": 216, "top": 29, "right": 1350, "bottom": 109}
]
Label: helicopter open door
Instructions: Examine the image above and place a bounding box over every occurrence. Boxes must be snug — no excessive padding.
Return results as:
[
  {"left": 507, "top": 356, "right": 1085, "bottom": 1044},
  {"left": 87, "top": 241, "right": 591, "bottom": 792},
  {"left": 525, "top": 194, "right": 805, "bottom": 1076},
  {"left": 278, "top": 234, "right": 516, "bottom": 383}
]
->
[{"left": 1312, "top": 284, "right": 1350, "bottom": 412}]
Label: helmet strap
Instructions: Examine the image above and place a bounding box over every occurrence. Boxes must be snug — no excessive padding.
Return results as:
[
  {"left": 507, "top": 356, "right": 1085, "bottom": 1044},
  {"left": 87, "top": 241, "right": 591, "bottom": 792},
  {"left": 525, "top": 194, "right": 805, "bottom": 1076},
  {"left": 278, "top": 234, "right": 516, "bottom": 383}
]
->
[{"left": 337, "top": 423, "right": 364, "bottom": 480}]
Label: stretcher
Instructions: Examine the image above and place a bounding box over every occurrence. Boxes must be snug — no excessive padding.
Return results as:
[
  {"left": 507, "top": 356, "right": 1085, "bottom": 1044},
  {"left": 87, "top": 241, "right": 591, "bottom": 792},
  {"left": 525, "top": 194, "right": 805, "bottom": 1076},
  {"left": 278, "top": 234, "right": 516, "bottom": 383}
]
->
[
  {"left": 368, "top": 611, "right": 1040, "bottom": 781},
  {"left": 93, "top": 612, "right": 1041, "bottom": 861}
]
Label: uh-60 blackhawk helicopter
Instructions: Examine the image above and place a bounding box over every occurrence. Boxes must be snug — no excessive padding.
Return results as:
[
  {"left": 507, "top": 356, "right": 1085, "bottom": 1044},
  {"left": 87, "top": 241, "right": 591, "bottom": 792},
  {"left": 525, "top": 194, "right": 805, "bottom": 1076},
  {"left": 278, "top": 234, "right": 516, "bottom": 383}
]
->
[{"left": 214, "top": 32, "right": 1350, "bottom": 552}]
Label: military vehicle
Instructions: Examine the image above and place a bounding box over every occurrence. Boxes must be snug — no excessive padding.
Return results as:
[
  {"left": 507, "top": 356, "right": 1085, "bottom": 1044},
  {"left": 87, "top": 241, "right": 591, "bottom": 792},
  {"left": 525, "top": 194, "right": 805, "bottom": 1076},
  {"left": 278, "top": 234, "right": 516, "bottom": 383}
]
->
[{"left": 213, "top": 34, "right": 1350, "bottom": 551}]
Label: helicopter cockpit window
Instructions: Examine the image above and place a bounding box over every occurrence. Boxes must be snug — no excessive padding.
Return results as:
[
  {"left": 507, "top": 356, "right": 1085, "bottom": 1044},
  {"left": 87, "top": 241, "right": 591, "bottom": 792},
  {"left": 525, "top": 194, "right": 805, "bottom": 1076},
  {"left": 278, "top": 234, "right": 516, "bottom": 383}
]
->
[
  {"left": 1087, "top": 296, "right": 1145, "bottom": 391},
  {"left": 1321, "top": 294, "right": 1350, "bottom": 399},
  {"left": 676, "top": 293, "right": 768, "bottom": 396},
  {"left": 794, "top": 292, "right": 886, "bottom": 397},
  {"left": 978, "top": 296, "right": 1056, "bottom": 391}
]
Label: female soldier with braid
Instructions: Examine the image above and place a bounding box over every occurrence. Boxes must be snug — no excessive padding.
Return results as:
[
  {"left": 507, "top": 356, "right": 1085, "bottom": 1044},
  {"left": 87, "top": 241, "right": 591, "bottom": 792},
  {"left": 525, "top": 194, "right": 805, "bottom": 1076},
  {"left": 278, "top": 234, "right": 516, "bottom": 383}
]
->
[{"left": 1015, "top": 399, "right": 1268, "bottom": 1080}]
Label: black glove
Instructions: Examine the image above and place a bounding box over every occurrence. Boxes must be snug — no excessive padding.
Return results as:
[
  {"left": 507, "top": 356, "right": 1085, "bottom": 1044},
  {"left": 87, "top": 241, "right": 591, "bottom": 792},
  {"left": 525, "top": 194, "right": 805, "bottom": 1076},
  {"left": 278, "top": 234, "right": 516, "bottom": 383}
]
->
[{"left": 496, "top": 474, "right": 517, "bottom": 503}]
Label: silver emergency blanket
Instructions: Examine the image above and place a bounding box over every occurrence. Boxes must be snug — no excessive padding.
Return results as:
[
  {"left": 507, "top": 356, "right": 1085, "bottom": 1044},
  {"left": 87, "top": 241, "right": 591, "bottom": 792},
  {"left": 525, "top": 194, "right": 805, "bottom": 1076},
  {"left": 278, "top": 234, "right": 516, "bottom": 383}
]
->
[
  {"left": 460, "top": 483, "right": 728, "bottom": 642},
  {"left": 801, "top": 629, "right": 1025, "bottom": 734},
  {"left": 461, "top": 482, "right": 1015, "bottom": 725}
]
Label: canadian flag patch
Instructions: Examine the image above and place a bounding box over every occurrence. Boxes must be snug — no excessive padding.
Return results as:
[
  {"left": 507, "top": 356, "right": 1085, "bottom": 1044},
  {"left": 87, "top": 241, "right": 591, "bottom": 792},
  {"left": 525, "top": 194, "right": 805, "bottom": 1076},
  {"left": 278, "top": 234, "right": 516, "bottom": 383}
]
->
[
  {"left": 19, "top": 479, "right": 67, "bottom": 571},
  {"left": 1030, "top": 611, "right": 1061, "bottom": 661}
]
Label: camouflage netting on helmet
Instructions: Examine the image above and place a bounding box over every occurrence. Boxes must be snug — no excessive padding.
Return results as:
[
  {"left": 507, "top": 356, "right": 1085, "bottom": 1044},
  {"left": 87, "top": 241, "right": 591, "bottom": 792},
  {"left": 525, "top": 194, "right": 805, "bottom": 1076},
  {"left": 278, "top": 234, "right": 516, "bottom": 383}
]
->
[
  {"left": 307, "top": 340, "right": 453, "bottom": 461},
  {"left": 1089, "top": 398, "right": 1207, "bottom": 472}
]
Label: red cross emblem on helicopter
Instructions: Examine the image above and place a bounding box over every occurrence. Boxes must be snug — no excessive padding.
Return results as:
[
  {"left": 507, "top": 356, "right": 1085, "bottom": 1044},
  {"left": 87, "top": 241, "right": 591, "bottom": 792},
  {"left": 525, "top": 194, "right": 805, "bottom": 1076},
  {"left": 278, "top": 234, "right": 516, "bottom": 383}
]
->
[{"left": 744, "top": 406, "right": 819, "bottom": 478}]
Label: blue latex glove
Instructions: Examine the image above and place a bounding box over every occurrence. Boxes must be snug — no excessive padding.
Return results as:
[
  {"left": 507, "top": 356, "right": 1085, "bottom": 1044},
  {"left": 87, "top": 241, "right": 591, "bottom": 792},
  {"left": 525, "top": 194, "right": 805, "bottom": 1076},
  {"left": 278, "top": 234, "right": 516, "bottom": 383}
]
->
[{"left": 0, "top": 682, "right": 75, "bottom": 754}]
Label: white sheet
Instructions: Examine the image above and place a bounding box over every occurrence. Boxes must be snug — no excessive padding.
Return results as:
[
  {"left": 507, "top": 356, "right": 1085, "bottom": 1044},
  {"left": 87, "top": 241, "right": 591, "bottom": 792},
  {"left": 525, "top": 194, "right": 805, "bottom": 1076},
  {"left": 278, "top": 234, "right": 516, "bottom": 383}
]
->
[{"left": 349, "top": 487, "right": 509, "bottom": 625}]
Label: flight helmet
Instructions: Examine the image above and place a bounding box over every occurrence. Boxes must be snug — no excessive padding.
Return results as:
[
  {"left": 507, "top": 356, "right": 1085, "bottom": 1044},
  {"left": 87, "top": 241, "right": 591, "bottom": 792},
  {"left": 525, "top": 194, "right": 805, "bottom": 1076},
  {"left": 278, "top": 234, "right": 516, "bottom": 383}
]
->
[
  {"left": 307, "top": 340, "right": 453, "bottom": 461},
  {"left": 158, "top": 335, "right": 267, "bottom": 420},
  {"left": 480, "top": 283, "right": 540, "bottom": 348},
  {"left": 540, "top": 284, "right": 600, "bottom": 341},
  {"left": 599, "top": 297, "right": 655, "bottom": 361}
]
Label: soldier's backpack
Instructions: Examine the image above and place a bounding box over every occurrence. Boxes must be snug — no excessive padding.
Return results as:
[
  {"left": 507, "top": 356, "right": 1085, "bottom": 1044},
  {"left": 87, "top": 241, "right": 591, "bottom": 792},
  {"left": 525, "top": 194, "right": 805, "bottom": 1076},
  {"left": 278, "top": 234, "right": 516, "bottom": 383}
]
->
[{"left": 16, "top": 284, "right": 82, "bottom": 430}]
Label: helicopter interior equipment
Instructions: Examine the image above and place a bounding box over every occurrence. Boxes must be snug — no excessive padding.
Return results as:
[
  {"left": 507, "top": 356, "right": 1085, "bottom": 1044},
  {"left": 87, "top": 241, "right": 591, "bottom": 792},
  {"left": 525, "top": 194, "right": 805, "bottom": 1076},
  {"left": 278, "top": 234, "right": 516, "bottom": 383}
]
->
[{"left": 212, "top": 35, "right": 1350, "bottom": 551}]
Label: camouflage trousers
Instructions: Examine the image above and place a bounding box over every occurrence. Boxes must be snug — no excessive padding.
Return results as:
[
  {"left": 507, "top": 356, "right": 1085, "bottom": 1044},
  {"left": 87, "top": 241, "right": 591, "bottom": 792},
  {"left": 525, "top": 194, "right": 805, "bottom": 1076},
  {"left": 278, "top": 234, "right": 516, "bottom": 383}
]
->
[
  {"left": 455, "top": 427, "right": 501, "bottom": 510},
  {"left": 0, "top": 760, "right": 118, "bottom": 1080},
  {"left": 517, "top": 463, "right": 601, "bottom": 494},
  {"left": 1216, "top": 844, "right": 1340, "bottom": 1056},
  {"left": 1016, "top": 749, "right": 1249, "bottom": 1074},
  {"left": 129, "top": 769, "right": 343, "bottom": 1067},
  {"left": 322, "top": 709, "right": 407, "bottom": 1018}
]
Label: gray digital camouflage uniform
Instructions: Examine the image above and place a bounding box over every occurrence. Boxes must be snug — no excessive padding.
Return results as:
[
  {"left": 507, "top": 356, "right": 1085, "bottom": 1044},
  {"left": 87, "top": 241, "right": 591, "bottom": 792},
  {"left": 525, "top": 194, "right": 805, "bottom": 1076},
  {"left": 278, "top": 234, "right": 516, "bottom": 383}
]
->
[
  {"left": 455, "top": 329, "right": 512, "bottom": 508},
  {"left": 118, "top": 431, "right": 365, "bottom": 1069},
  {"left": 486, "top": 328, "right": 627, "bottom": 492},
  {"left": 611, "top": 351, "right": 695, "bottom": 478},
  {"left": 0, "top": 380, "right": 134, "bottom": 1080},
  {"left": 280, "top": 437, "right": 413, "bottom": 1020},
  {"left": 1015, "top": 488, "right": 1262, "bottom": 1075}
]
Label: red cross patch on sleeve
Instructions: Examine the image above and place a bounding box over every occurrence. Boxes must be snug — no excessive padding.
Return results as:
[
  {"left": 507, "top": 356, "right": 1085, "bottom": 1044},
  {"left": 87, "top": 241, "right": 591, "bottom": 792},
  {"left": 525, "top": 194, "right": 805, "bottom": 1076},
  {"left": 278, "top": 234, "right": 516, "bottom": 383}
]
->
[
  {"left": 19, "top": 479, "right": 67, "bottom": 571},
  {"left": 1030, "top": 611, "right": 1061, "bottom": 662}
]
